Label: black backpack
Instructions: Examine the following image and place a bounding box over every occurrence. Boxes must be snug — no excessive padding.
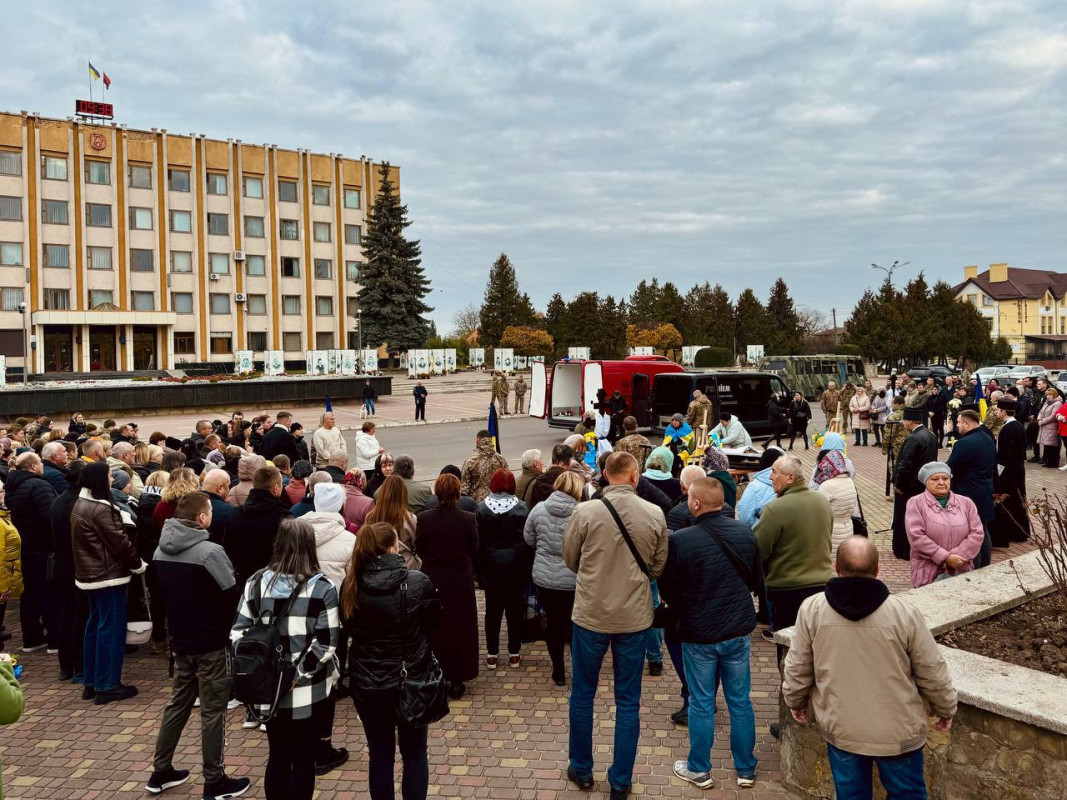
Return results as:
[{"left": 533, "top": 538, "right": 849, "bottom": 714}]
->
[{"left": 231, "top": 571, "right": 307, "bottom": 722}]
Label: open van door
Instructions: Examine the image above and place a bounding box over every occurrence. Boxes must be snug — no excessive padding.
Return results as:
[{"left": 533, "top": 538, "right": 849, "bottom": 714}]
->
[
  {"left": 529, "top": 360, "right": 547, "bottom": 419},
  {"left": 632, "top": 373, "right": 650, "bottom": 427},
  {"left": 582, "top": 362, "right": 603, "bottom": 415}
]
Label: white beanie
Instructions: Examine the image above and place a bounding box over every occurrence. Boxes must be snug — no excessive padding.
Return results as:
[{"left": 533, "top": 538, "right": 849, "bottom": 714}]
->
[{"left": 314, "top": 482, "right": 345, "bottom": 514}]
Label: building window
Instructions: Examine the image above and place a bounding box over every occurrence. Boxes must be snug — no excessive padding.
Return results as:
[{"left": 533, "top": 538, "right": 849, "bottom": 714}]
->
[
  {"left": 347, "top": 297, "right": 359, "bottom": 317},
  {"left": 244, "top": 176, "right": 264, "bottom": 198},
  {"left": 247, "top": 294, "right": 267, "bottom": 314},
  {"left": 279, "top": 219, "right": 299, "bottom": 240},
  {"left": 174, "top": 332, "right": 196, "bottom": 354},
  {"left": 0, "top": 243, "right": 22, "bottom": 266},
  {"left": 129, "top": 165, "right": 152, "bottom": 189},
  {"left": 281, "top": 257, "right": 299, "bottom": 278},
  {"left": 207, "top": 213, "right": 229, "bottom": 236},
  {"left": 244, "top": 216, "right": 265, "bottom": 238},
  {"left": 316, "top": 332, "right": 335, "bottom": 349},
  {"left": 344, "top": 224, "right": 362, "bottom": 245},
  {"left": 248, "top": 331, "right": 268, "bottom": 350},
  {"left": 172, "top": 292, "right": 194, "bottom": 313},
  {"left": 0, "top": 152, "right": 21, "bottom": 176},
  {"left": 86, "top": 203, "right": 112, "bottom": 227},
  {"left": 209, "top": 253, "right": 230, "bottom": 274},
  {"left": 89, "top": 289, "right": 113, "bottom": 308},
  {"left": 967, "top": 294, "right": 978, "bottom": 306},
  {"left": 1, "top": 287, "right": 25, "bottom": 310},
  {"left": 245, "top": 254, "right": 266, "bottom": 276},
  {"left": 44, "top": 244, "right": 69, "bottom": 268},
  {"left": 171, "top": 251, "right": 192, "bottom": 273},
  {"left": 316, "top": 296, "right": 334, "bottom": 316},
  {"left": 129, "top": 207, "right": 153, "bottom": 230},
  {"left": 170, "top": 210, "right": 192, "bottom": 232},
  {"left": 313, "top": 185, "right": 331, "bottom": 206},
  {"left": 314, "top": 259, "right": 332, "bottom": 279},
  {"left": 210, "top": 293, "right": 231, "bottom": 314},
  {"left": 131, "top": 249, "right": 154, "bottom": 272},
  {"left": 282, "top": 295, "right": 301, "bottom": 314},
  {"left": 168, "top": 169, "right": 190, "bottom": 192},
  {"left": 131, "top": 291, "right": 155, "bottom": 311},
  {"left": 41, "top": 155, "right": 68, "bottom": 181},
  {"left": 983, "top": 296, "right": 993, "bottom": 307},
  {"left": 206, "top": 173, "right": 228, "bottom": 195},
  {"left": 282, "top": 331, "right": 301, "bottom": 351},
  {"left": 346, "top": 261, "right": 360, "bottom": 282},
  {"left": 344, "top": 188, "right": 360, "bottom": 209},
  {"left": 278, "top": 180, "right": 298, "bottom": 203},
  {"left": 313, "top": 221, "right": 331, "bottom": 242},
  {"left": 87, "top": 246, "right": 113, "bottom": 270},
  {"left": 210, "top": 333, "right": 233, "bottom": 354},
  {"left": 44, "top": 289, "right": 70, "bottom": 310},
  {"left": 0, "top": 196, "right": 21, "bottom": 221},
  {"left": 42, "top": 199, "right": 68, "bottom": 225},
  {"left": 85, "top": 160, "right": 111, "bottom": 185}
]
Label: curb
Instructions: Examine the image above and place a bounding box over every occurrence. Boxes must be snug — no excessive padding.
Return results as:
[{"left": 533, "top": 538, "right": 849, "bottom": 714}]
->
[{"left": 363, "top": 415, "right": 492, "bottom": 430}]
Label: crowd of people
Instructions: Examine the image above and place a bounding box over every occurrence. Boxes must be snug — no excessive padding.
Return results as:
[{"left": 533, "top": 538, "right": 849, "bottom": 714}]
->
[{"left": 0, "top": 364, "right": 1042, "bottom": 798}]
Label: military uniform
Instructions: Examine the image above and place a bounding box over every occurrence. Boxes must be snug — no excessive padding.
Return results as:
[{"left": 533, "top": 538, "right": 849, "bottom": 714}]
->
[
  {"left": 498, "top": 374, "right": 511, "bottom": 416},
  {"left": 513, "top": 376, "right": 527, "bottom": 414},
  {"left": 882, "top": 405, "right": 909, "bottom": 461},
  {"left": 614, "top": 432, "right": 652, "bottom": 465},
  {"left": 984, "top": 405, "right": 1005, "bottom": 438},
  {"left": 461, "top": 438, "right": 510, "bottom": 503},
  {"left": 820, "top": 387, "right": 841, "bottom": 426},
  {"left": 685, "top": 394, "right": 713, "bottom": 431},
  {"left": 839, "top": 383, "right": 857, "bottom": 432}
]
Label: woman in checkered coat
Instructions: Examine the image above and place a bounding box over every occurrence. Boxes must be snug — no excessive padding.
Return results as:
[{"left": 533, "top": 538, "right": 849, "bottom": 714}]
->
[{"left": 231, "top": 518, "right": 341, "bottom": 800}]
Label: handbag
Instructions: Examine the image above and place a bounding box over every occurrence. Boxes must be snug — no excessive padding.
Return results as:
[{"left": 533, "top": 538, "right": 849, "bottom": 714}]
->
[
  {"left": 601, "top": 498, "right": 679, "bottom": 629},
  {"left": 126, "top": 573, "right": 154, "bottom": 646},
  {"left": 396, "top": 581, "right": 450, "bottom": 728},
  {"left": 851, "top": 490, "right": 868, "bottom": 537}
]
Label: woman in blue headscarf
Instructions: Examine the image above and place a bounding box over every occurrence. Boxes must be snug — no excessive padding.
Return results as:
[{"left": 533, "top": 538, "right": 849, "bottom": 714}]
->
[
  {"left": 643, "top": 446, "right": 682, "bottom": 501},
  {"left": 808, "top": 432, "right": 856, "bottom": 491}
]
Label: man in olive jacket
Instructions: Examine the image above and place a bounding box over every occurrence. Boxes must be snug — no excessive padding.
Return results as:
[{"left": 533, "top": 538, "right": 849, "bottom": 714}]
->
[{"left": 563, "top": 451, "right": 669, "bottom": 800}]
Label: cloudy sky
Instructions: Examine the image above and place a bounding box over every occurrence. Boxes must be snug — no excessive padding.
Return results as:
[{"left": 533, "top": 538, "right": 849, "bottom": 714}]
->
[{"left": 4, "top": 0, "right": 1066, "bottom": 333}]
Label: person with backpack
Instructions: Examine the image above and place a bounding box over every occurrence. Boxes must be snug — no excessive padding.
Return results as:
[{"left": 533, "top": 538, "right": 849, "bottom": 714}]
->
[
  {"left": 342, "top": 521, "right": 441, "bottom": 800},
  {"left": 147, "top": 492, "right": 250, "bottom": 799},
  {"left": 230, "top": 518, "right": 340, "bottom": 800}
]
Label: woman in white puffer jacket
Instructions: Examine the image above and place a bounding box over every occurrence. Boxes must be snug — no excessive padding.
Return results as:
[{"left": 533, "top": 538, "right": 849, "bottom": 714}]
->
[
  {"left": 812, "top": 450, "right": 859, "bottom": 558},
  {"left": 303, "top": 483, "right": 356, "bottom": 588}
]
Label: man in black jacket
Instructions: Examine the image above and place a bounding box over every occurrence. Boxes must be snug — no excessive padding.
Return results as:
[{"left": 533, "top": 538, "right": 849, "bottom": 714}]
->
[
  {"left": 946, "top": 410, "right": 996, "bottom": 568},
  {"left": 49, "top": 460, "right": 86, "bottom": 680},
  {"left": 259, "top": 412, "right": 300, "bottom": 462},
  {"left": 926, "top": 379, "right": 948, "bottom": 448},
  {"left": 224, "top": 466, "right": 293, "bottom": 585},
  {"left": 891, "top": 407, "right": 939, "bottom": 560},
  {"left": 5, "top": 452, "right": 60, "bottom": 652},
  {"left": 660, "top": 478, "right": 763, "bottom": 790},
  {"left": 527, "top": 444, "right": 574, "bottom": 509},
  {"left": 148, "top": 492, "right": 250, "bottom": 799},
  {"left": 41, "top": 441, "right": 70, "bottom": 494},
  {"left": 991, "top": 396, "right": 1030, "bottom": 547}
]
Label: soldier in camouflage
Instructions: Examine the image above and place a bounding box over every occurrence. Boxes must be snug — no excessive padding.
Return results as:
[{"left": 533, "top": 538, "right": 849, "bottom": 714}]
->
[
  {"left": 613, "top": 416, "right": 652, "bottom": 464},
  {"left": 513, "top": 375, "right": 527, "bottom": 415},
  {"left": 461, "top": 430, "right": 510, "bottom": 502},
  {"left": 497, "top": 372, "right": 511, "bottom": 416},
  {"left": 881, "top": 396, "right": 909, "bottom": 461},
  {"left": 820, "top": 382, "right": 841, "bottom": 427},
  {"left": 685, "top": 390, "right": 713, "bottom": 431},
  {"left": 839, "top": 382, "right": 857, "bottom": 433}
]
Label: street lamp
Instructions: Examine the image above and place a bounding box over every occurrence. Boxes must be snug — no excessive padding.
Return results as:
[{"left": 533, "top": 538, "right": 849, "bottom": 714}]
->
[
  {"left": 18, "top": 301, "right": 28, "bottom": 383},
  {"left": 357, "top": 308, "right": 362, "bottom": 373},
  {"left": 871, "top": 260, "right": 910, "bottom": 284}
]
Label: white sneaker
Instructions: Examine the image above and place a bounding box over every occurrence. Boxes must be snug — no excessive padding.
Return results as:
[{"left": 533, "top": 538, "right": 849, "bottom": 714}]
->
[
  {"left": 673, "top": 760, "right": 714, "bottom": 789},
  {"left": 227, "top": 699, "right": 242, "bottom": 710},
  {"left": 1059, "top": 464, "right": 1067, "bottom": 471},
  {"left": 258, "top": 723, "right": 267, "bottom": 732},
  {"left": 194, "top": 697, "right": 201, "bottom": 708},
  {"left": 737, "top": 775, "right": 755, "bottom": 788},
  {"left": 242, "top": 713, "right": 259, "bottom": 730}
]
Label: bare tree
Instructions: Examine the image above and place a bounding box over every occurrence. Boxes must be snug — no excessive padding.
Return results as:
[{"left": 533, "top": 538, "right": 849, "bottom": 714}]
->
[
  {"left": 797, "top": 306, "right": 829, "bottom": 338},
  {"left": 1029, "top": 491, "right": 1067, "bottom": 611},
  {"left": 452, "top": 303, "right": 481, "bottom": 339}
]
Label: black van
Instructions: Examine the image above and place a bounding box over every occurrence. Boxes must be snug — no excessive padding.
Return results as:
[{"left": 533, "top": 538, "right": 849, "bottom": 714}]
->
[{"left": 650, "top": 372, "right": 792, "bottom": 439}]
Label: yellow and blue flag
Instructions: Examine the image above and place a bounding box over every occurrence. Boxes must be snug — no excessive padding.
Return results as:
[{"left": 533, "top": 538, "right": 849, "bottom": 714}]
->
[
  {"left": 88, "top": 62, "right": 101, "bottom": 80},
  {"left": 488, "top": 403, "right": 501, "bottom": 454},
  {"left": 975, "top": 377, "right": 987, "bottom": 419}
]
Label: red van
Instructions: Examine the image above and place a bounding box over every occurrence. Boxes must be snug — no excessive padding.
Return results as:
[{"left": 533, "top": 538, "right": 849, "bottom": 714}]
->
[{"left": 529, "top": 356, "right": 685, "bottom": 429}]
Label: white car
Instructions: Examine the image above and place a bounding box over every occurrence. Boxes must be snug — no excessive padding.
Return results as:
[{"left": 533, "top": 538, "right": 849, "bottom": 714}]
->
[{"left": 974, "top": 365, "right": 1013, "bottom": 385}]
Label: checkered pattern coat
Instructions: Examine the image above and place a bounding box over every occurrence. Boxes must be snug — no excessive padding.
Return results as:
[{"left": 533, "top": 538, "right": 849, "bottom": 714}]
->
[{"left": 231, "top": 570, "right": 340, "bottom": 720}]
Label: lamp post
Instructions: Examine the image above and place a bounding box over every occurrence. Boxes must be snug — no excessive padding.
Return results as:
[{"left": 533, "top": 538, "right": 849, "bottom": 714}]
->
[
  {"left": 871, "top": 260, "right": 910, "bottom": 285},
  {"left": 357, "top": 308, "right": 363, "bottom": 373},
  {"left": 20, "top": 301, "right": 29, "bottom": 383}
]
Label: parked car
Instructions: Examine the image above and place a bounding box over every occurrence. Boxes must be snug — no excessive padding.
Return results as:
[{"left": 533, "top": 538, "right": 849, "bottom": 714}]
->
[
  {"left": 906, "top": 364, "right": 958, "bottom": 385},
  {"left": 974, "top": 365, "right": 1015, "bottom": 385},
  {"left": 1009, "top": 364, "right": 1049, "bottom": 381}
]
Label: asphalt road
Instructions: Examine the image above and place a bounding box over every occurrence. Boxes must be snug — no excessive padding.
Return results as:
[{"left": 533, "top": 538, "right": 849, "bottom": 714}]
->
[{"left": 341, "top": 415, "right": 571, "bottom": 482}]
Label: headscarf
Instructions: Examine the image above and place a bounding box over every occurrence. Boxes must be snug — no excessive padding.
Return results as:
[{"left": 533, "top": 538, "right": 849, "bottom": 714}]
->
[
  {"left": 702, "top": 447, "right": 730, "bottom": 473},
  {"left": 813, "top": 450, "right": 849, "bottom": 486},
  {"left": 290, "top": 459, "right": 313, "bottom": 479},
  {"left": 821, "top": 432, "right": 847, "bottom": 453},
  {"left": 664, "top": 420, "right": 693, "bottom": 442},
  {"left": 643, "top": 446, "right": 674, "bottom": 479}
]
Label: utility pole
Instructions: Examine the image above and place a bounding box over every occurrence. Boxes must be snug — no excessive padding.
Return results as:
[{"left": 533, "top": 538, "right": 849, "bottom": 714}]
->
[{"left": 832, "top": 308, "right": 838, "bottom": 346}]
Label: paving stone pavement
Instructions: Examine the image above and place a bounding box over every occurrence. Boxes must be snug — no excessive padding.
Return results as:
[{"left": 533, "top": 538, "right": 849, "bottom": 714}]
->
[{"left": 0, "top": 408, "right": 1050, "bottom": 799}]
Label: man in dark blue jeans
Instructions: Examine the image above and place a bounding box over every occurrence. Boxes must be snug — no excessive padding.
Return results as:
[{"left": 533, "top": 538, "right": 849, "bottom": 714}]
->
[{"left": 562, "top": 451, "right": 669, "bottom": 800}]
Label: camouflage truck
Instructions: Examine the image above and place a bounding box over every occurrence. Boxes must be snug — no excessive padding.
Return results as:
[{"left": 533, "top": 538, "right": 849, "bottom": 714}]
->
[{"left": 757, "top": 354, "right": 867, "bottom": 401}]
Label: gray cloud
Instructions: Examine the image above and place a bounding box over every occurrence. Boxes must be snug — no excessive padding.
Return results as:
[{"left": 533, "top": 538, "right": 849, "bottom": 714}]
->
[{"left": 5, "top": 0, "right": 1066, "bottom": 331}]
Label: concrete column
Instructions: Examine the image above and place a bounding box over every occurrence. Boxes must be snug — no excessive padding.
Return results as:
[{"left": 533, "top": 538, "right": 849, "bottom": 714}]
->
[
  {"left": 80, "top": 324, "right": 91, "bottom": 371},
  {"left": 124, "top": 324, "right": 134, "bottom": 371}
]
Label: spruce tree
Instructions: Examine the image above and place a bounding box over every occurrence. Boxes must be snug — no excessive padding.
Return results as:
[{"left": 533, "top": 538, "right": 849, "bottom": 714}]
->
[
  {"left": 734, "top": 288, "right": 768, "bottom": 355},
  {"left": 356, "top": 165, "right": 433, "bottom": 352},
  {"left": 545, "top": 293, "right": 568, "bottom": 356},
  {"left": 656, "top": 282, "right": 684, "bottom": 326},
  {"left": 765, "top": 278, "right": 803, "bottom": 354},
  {"left": 628, "top": 279, "right": 660, "bottom": 327},
  {"left": 478, "top": 253, "right": 536, "bottom": 346}
]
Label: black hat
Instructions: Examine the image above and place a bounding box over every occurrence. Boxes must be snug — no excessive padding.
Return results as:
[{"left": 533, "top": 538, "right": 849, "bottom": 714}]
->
[
  {"left": 997, "top": 396, "right": 1017, "bottom": 410},
  {"left": 902, "top": 407, "right": 926, "bottom": 422},
  {"left": 164, "top": 436, "right": 183, "bottom": 451}
]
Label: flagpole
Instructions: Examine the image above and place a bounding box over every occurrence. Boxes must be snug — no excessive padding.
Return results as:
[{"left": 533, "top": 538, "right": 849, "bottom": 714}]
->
[{"left": 88, "top": 61, "right": 92, "bottom": 104}]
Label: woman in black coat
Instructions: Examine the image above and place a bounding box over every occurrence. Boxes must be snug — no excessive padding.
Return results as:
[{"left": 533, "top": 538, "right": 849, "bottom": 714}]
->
[
  {"left": 765, "top": 393, "right": 788, "bottom": 448},
  {"left": 475, "top": 469, "right": 532, "bottom": 669},
  {"left": 342, "top": 521, "right": 440, "bottom": 800},
  {"left": 416, "top": 473, "right": 479, "bottom": 698},
  {"left": 787, "top": 391, "right": 812, "bottom": 450}
]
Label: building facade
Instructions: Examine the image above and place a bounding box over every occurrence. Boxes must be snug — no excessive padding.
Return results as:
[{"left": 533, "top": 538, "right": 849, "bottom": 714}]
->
[
  {"left": 0, "top": 110, "right": 394, "bottom": 374},
  {"left": 954, "top": 263, "right": 1067, "bottom": 363}
]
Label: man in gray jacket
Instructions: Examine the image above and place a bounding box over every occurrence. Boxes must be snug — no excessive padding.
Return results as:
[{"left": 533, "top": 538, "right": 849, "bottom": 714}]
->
[
  {"left": 782, "top": 537, "right": 956, "bottom": 798},
  {"left": 563, "top": 451, "right": 669, "bottom": 800}
]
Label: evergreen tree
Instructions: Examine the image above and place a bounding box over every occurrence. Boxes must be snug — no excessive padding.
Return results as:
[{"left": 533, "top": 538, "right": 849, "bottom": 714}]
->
[
  {"left": 596, "top": 296, "right": 628, "bottom": 359},
  {"left": 656, "top": 282, "right": 684, "bottom": 325},
  {"left": 544, "top": 293, "right": 568, "bottom": 357},
  {"left": 765, "top": 278, "right": 803, "bottom": 354},
  {"left": 566, "top": 292, "right": 601, "bottom": 354},
  {"left": 628, "top": 279, "right": 660, "bottom": 326},
  {"left": 478, "top": 253, "right": 537, "bottom": 346},
  {"left": 706, "top": 285, "right": 736, "bottom": 350},
  {"left": 356, "top": 164, "right": 432, "bottom": 351},
  {"left": 733, "top": 288, "right": 768, "bottom": 356}
]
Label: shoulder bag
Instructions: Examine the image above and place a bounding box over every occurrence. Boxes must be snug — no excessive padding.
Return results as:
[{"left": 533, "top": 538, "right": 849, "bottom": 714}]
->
[
  {"left": 851, "top": 489, "right": 868, "bottom": 537},
  {"left": 397, "top": 580, "right": 450, "bottom": 728},
  {"left": 600, "top": 497, "right": 677, "bottom": 628}
]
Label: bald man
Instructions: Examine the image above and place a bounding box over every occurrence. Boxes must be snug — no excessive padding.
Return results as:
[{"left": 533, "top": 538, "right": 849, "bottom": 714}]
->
[{"left": 201, "top": 469, "right": 235, "bottom": 544}]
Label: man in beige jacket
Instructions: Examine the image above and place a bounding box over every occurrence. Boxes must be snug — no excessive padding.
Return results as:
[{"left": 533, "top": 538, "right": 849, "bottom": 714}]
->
[
  {"left": 782, "top": 536, "right": 956, "bottom": 798},
  {"left": 311, "top": 412, "right": 347, "bottom": 470},
  {"left": 563, "top": 451, "right": 669, "bottom": 800}
]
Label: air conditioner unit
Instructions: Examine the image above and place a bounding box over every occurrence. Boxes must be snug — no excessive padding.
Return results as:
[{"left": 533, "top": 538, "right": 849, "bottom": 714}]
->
[
  {"left": 235, "top": 292, "right": 247, "bottom": 303},
  {"left": 233, "top": 250, "right": 246, "bottom": 262},
  {"left": 209, "top": 274, "right": 220, "bottom": 281}
]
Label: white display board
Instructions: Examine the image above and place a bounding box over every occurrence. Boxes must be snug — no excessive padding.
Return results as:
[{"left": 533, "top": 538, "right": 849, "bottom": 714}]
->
[
  {"left": 362, "top": 349, "right": 379, "bottom": 374},
  {"left": 629, "top": 347, "right": 655, "bottom": 356},
  {"left": 408, "top": 349, "right": 431, "bottom": 377},
  {"left": 469, "top": 348, "right": 485, "bottom": 368},
  {"left": 338, "top": 350, "right": 357, "bottom": 375},
  {"left": 529, "top": 355, "right": 545, "bottom": 364},
  {"left": 494, "top": 348, "right": 515, "bottom": 371},
  {"left": 0, "top": 355, "right": 6, "bottom": 384},
  {"left": 306, "top": 350, "right": 329, "bottom": 376},
  {"left": 746, "top": 344, "right": 764, "bottom": 363},
  {"left": 681, "top": 345, "right": 707, "bottom": 367},
  {"left": 514, "top": 355, "right": 528, "bottom": 371},
  {"left": 234, "top": 350, "right": 254, "bottom": 374},
  {"left": 399, "top": 352, "right": 409, "bottom": 371},
  {"left": 444, "top": 349, "right": 457, "bottom": 372},
  {"left": 431, "top": 349, "right": 445, "bottom": 376},
  {"left": 264, "top": 351, "right": 285, "bottom": 376},
  {"left": 568, "top": 347, "right": 591, "bottom": 360}
]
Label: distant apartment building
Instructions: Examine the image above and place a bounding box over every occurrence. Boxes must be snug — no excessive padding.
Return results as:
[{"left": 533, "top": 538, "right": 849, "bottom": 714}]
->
[{"left": 0, "top": 110, "right": 397, "bottom": 373}]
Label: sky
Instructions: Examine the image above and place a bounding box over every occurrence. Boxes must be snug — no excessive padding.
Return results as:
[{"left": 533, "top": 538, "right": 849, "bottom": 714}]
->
[{"left": 4, "top": 0, "right": 1066, "bottom": 334}]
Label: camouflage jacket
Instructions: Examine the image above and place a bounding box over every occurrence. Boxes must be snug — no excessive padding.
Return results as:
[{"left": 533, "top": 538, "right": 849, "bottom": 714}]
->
[
  {"left": 685, "top": 396, "right": 713, "bottom": 429},
  {"left": 497, "top": 375, "right": 510, "bottom": 398},
  {"left": 839, "top": 383, "right": 857, "bottom": 406},
  {"left": 614, "top": 433, "right": 652, "bottom": 465},
  {"left": 461, "top": 439, "right": 510, "bottom": 503},
  {"left": 984, "top": 406, "right": 1005, "bottom": 438},
  {"left": 820, "top": 388, "right": 841, "bottom": 418},
  {"left": 513, "top": 378, "right": 527, "bottom": 397},
  {"left": 882, "top": 406, "right": 909, "bottom": 459}
]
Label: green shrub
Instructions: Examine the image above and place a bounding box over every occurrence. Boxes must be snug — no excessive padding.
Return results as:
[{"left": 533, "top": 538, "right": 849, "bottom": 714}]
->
[
  {"left": 694, "top": 346, "right": 733, "bottom": 368},
  {"left": 835, "top": 344, "right": 862, "bottom": 356}
]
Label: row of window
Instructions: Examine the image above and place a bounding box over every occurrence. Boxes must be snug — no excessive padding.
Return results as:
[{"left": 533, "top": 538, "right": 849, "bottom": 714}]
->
[
  {"left": 0, "top": 151, "right": 363, "bottom": 208},
  {"left": 0, "top": 196, "right": 362, "bottom": 243},
  {"left": 179, "top": 331, "right": 342, "bottom": 357}
]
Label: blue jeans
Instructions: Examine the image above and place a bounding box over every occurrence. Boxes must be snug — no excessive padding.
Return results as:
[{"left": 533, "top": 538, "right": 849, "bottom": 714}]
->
[
  {"left": 84, "top": 585, "right": 128, "bottom": 691},
  {"left": 365, "top": 397, "right": 375, "bottom": 415},
  {"left": 827, "top": 744, "right": 926, "bottom": 800},
  {"left": 682, "top": 636, "right": 757, "bottom": 777},
  {"left": 569, "top": 624, "right": 646, "bottom": 791},
  {"left": 646, "top": 581, "right": 664, "bottom": 663},
  {"left": 666, "top": 636, "right": 688, "bottom": 704}
]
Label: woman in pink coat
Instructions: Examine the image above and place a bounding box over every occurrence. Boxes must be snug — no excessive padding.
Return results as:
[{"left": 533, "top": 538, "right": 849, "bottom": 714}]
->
[
  {"left": 1037, "top": 387, "right": 1063, "bottom": 468},
  {"left": 904, "top": 461, "right": 985, "bottom": 588},
  {"left": 341, "top": 468, "right": 375, "bottom": 532}
]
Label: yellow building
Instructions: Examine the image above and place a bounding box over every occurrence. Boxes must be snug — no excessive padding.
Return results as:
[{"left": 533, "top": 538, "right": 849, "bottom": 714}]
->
[
  {"left": 0, "top": 110, "right": 398, "bottom": 374},
  {"left": 955, "top": 263, "right": 1067, "bottom": 363}
]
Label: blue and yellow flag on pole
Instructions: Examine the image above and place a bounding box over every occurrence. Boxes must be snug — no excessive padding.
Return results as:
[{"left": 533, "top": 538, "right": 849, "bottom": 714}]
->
[
  {"left": 88, "top": 62, "right": 101, "bottom": 80},
  {"left": 974, "top": 376, "right": 987, "bottom": 419},
  {"left": 487, "top": 403, "right": 502, "bottom": 454}
]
